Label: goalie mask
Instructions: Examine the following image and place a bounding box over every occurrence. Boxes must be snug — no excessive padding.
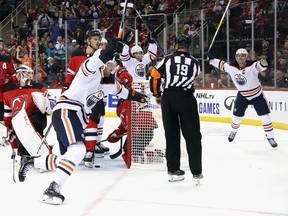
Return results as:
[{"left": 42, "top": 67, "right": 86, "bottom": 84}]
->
[
  {"left": 131, "top": 45, "right": 143, "bottom": 61},
  {"left": 16, "top": 64, "right": 34, "bottom": 85}
]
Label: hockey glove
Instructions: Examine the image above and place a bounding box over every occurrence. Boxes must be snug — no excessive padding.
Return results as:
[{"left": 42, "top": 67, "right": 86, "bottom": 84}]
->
[
  {"left": 127, "top": 89, "right": 148, "bottom": 104},
  {"left": 107, "top": 129, "right": 123, "bottom": 143},
  {"left": 260, "top": 57, "right": 270, "bottom": 67},
  {"left": 123, "top": 30, "right": 134, "bottom": 45},
  {"left": 147, "top": 31, "right": 157, "bottom": 44},
  {"left": 204, "top": 52, "right": 214, "bottom": 61},
  {"left": 61, "top": 82, "right": 70, "bottom": 93},
  {"left": 99, "top": 38, "right": 124, "bottom": 63}
]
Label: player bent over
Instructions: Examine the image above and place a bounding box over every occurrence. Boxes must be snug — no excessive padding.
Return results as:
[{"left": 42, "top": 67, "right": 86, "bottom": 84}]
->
[
  {"left": 107, "top": 67, "right": 158, "bottom": 166},
  {"left": 18, "top": 38, "right": 148, "bottom": 205},
  {"left": 205, "top": 49, "right": 278, "bottom": 148},
  {"left": 3, "top": 65, "right": 55, "bottom": 159}
]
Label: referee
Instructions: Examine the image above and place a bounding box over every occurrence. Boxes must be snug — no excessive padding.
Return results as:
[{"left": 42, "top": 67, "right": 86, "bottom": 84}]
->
[{"left": 150, "top": 34, "right": 203, "bottom": 184}]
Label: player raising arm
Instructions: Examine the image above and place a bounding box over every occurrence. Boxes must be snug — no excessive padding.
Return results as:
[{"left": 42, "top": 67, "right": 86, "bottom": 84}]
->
[
  {"left": 18, "top": 38, "right": 148, "bottom": 205},
  {"left": 205, "top": 48, "right": 277, "bottom": 148}
]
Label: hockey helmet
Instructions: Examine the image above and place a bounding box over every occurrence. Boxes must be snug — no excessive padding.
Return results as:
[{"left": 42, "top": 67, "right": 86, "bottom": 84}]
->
[
  {"left": 86, "top": 29, "right": 101, "bottom": 39},
  {"left": 16, "top": 64, "right": 34, "bottom": 84},
  {"left": 235, "top": 48, "right": 248, "bottom": 58},
  {"left": 131, "top": 45, "right": 143, "bottom": 55},
  {"left": 175, "top": 34, "right": 191, "bottom": 49},
  {"left": 101, "top": 38, "right": 108, "bottom": 44}
]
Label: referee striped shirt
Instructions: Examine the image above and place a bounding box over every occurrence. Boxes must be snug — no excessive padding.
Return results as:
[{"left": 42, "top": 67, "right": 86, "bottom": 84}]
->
[{"left": 150, "top": 51, "right": 201, "bottom": 97}]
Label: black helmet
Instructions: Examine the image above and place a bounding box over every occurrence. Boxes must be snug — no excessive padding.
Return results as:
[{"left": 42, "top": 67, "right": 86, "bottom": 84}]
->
[
  {"left": 175, "top": 34, "right": 191, "bottom": 49},
  {"left": 86, "top": 29, "right": 101, "bottom": 38}
]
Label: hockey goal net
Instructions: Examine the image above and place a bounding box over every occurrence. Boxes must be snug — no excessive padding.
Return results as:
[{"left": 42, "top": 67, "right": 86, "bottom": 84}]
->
[{"left": 126, "top": 80, "right": 166, "bottom": 168}]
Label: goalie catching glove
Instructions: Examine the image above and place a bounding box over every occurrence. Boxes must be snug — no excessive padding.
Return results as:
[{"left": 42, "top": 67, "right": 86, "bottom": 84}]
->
[{"left": 32, "top": 92, "right": 55, "bottom": 114}]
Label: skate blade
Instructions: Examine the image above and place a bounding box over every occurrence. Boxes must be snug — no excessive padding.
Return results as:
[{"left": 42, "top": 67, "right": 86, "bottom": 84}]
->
[
  {"left": 195, "top": 179, "right": 201, "bottom": 186},
  {"left": 168, "top": 175, "right": 185, "bottom": 182},
  {"left": 94, "top": 153, "right": 104, "bottom": 158},
  {"left": 84, "top": 161, "right": 94, "bottom": 168},
  {"left": 42, "top": 195, "right": 63, "bottom": 205}
]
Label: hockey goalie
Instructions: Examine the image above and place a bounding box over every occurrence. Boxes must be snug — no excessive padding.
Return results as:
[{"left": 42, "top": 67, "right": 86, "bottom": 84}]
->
[
  {"left": 3, "top": 64, "right": 55, "bottom": 157},
  {"left": 107, "top": 67, "right": 158, "bottom": 166}
]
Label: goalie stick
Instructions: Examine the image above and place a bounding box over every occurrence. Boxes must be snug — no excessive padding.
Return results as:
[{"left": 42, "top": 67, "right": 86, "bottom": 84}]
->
[
  {"left": 120, "top": 2, "right": 166, "bottom": 57},
  {"left": 106, "top": 133, "right": 127, "bottom": 159}
]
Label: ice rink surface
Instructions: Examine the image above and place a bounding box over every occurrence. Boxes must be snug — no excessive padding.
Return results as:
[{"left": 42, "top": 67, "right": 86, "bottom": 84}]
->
[{"left": 0, "top": 118, "right": 287, "bottom": 216}]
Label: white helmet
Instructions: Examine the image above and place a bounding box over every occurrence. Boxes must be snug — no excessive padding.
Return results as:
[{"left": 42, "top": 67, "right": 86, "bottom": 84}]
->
[
  {"left": 235, "top": 48, "right": 248, "bottom": 58},
  {"left": 101, "top": 38, "right": 107, "bottom": 44},
  {"left": 131, "top": 45, "right": 143, "bottom": 56},
  {"left": 16, "top": 64, "right": 34, "bottom": 84}
]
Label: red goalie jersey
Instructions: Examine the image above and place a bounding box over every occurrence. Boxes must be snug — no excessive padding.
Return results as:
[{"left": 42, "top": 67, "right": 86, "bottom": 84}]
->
[{"left": 3, "top": 82, "right": 50, "bottom": 130}]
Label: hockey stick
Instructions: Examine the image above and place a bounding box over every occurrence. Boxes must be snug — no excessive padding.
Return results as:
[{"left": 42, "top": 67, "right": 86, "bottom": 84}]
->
[
  {"left": 12, "top": 149, "right": 17, "bottom": 183},
  {"left": 109, "top": 135, "right": 125, "bottom": 159},
  {"left": 120, "top": 2, "right": 166, "bottom": 57},
  {"left": 36, "top": 122, "right": 53, "bottom": 155},
  {"left": 118, "top": 0, "right": 129, "bottom": 39},
  {"left": 208, "top": 0, "right": 232, "bottom": 52}
]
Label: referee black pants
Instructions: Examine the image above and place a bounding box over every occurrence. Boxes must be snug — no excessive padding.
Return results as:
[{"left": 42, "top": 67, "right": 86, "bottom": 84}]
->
[{"left": 161, "top": 90, "right": 202, "bottom": 175}]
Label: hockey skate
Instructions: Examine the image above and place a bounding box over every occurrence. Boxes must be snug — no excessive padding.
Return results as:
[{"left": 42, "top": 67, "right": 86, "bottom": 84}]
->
[
  {"left": 42, "top": 181, "right": 65, "bottom": 205},
  {"left": 267, "top": 138, "right": 278, "bottom": 148},
  {"left": 97, "top": 143, "right": 110, "bottom": 155},
  {"left": 94, "top": 145, "right": 105, "bottom": 158},
  {"left": 168, "top": 170, "right": 185, "bottom": 182},
  {"left": 18, "top": 156, "right": 34, "bottom": 182},
  {"left": 83, "top": 151, "right": 95, "bottom": 168},
  {"left": 193, "top": 173, "right": 203, "bottom": 186},
  {"left": 228, "top": 131, "right": 237, "bottom": 142}
]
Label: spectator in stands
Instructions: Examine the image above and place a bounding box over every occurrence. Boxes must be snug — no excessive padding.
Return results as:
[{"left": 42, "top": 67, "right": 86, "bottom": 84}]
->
[
  {"left": 44, "top": 57, "right": 60, "bottom": 87},
  {"left": 33, "top": 64, "right": 47, "bottom": 84},
  {"left": 204, "top": 72, "right": 218, "bottom": 88},
  {"left": 276, "top": 70, "right": 288, "bottom": 88},
  {"left": 46, "top": 40, "right": 55, "bottom": 58},
  {"left": 49, "top": 21, "right": 62, "bottom": 42},
  {"left": 277, "top": 55, "right": 288, "bottom": 73},
  {"left": 217, "top": 72, "right": 229, "bottom": 88},
  {"left": 54, "top": 36, "right": 66, "bottom": 72},
  {"left": 16, "top": 43, "right": 33, "bottom": 68}
]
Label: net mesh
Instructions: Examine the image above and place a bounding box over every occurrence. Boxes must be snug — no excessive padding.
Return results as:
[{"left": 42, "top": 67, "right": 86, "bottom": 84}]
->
[{"left": 129, "top": 80, "right": 166, "bottom": 168}]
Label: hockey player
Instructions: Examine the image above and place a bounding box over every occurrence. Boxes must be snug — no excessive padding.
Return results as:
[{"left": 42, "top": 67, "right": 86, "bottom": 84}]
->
[
  {"left": 62, "top": 29, "right": 110, "bottom": 163},
  {"left": 205, "top": 48, "right": 278, "bottom": 148},
  {"left": 107, "top": 67, "right": 158, "bottom": 166},
  {"left": 18, "top": 38, "right": 148, "bottom": 205},
  {"left": 3, "top": 64, "right": 55, "bottom": 156},
  {"left": 0, "top": 37, "right": 17, "bottom": 124},
  {"left": 120, "top": 33, "right": 158, "bottom": 81}
]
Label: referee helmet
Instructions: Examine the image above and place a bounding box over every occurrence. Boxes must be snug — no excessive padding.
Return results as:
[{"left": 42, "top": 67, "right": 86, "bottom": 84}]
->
[{"left": 175, "top": 35, "right": 191, "bottom": 49}]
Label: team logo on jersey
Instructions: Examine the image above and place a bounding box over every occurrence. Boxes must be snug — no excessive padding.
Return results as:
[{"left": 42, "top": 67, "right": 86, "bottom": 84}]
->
[
  {"left": 234, "top": 74, "right": 247, "bottom": 85},
  {"left": 86, "top": 90, "right": 104, "bottom": 107},
  {"left": 135, "top": 64, "right": 145, "bottom": 78},
  {"left": 11, "top": 95, "right": 28, "bottom": 115}
]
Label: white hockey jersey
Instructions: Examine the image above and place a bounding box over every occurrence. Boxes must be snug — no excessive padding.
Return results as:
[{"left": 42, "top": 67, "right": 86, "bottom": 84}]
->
[
  {"left": 54, "top": 50, "right": 129, "bottom": 128},
  {"left": 210, "top": 58, "right": 268, "bottom": 100},
  {"left": 120, "top": 43, "right": 157, "bottom": 81}
]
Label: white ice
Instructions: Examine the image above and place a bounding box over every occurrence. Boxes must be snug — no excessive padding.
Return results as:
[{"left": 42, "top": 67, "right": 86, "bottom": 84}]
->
[{"left": 0, "top": 118, "right": 287, "bottom": 216}]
